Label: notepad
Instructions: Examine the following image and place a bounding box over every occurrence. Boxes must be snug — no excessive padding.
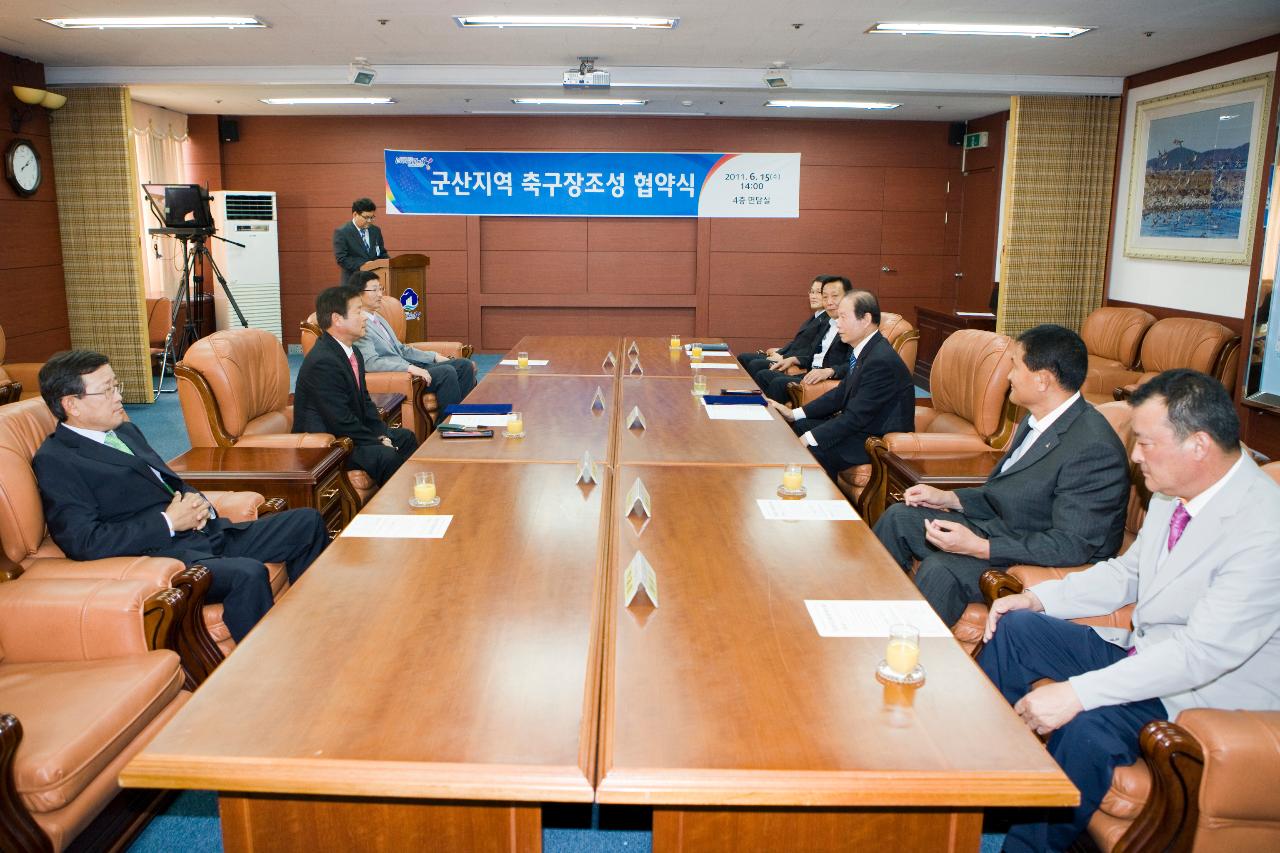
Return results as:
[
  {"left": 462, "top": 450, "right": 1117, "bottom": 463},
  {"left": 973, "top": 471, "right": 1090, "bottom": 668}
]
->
[
  {"left": 756, "top": 499, "right": 859, "bottom": 521},
  {"left": 689, "top": 362, "right": 738, "bottom": 369},
  {"left": 448, "top": 414, "right": 511, "bottom": 428},
  {"left": 340, "top": 514, "right": 453, "bottom": 539},
  {"left": 705, "top": 405, "right": 774, "bottom": 421},
  {"left": 499, "top": 359, "right": 550, "bottom": 366},
  {"left": 803, "top": 600, "right": 952, "bottom": 638}
]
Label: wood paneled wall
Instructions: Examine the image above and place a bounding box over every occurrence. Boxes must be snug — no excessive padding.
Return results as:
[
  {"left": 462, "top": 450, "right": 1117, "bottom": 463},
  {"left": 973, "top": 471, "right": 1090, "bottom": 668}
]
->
[
  {"left": 0, "top": 52, "right": 70, "bottom": 361},
  {"left": 213, "top": 116, "right": 963, "bottom": 350}
]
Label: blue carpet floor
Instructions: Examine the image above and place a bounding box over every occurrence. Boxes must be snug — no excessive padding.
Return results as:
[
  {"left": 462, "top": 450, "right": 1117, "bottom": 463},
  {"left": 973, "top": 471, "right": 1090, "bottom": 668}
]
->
[{"left": 125, "top": 352, "right": 993, "bottom": 853}]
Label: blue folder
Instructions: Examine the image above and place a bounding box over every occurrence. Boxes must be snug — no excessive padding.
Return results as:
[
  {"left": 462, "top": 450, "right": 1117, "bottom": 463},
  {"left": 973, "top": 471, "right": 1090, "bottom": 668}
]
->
[
  {"left": 443, "top": 403, "right": 513, "bottom": 416},
  {"left": 702, "top": 394, "right": 766, "bottom": 406},
  {"left": 685, "top": 343, "right": 730, "bottom": 351}
]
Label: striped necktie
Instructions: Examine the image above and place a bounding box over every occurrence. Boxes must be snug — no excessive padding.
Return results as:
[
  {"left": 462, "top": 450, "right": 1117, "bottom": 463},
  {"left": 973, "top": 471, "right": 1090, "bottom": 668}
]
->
[{"left": 361, "top": 228, "right": 370, "bottom": 252}]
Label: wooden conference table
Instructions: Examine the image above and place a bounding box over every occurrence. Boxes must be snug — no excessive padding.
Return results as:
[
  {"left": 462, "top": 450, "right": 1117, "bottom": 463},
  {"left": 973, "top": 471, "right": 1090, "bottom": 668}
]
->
[{"left": 123, "top": 334, "right": 1074, "bottom": 852}]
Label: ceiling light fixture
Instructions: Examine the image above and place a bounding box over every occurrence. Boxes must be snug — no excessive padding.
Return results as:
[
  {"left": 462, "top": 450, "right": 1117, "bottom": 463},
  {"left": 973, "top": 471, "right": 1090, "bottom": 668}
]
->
[
  {"left": 765, "top": 100, "right": 900, "bottom": 110},
  {"left": 42, "top": 16, "right": 267, "bottom": 29},
  {"left": 455, "top": 15, "right": 678, "bottom": 29},
  {"left": 867, "top": 22, "right": 1091, "bottom": 38},
  {"left": 259, "top": 97, "right": 395, "bottom": 105},
  {"left": 512, "top": 98, "right": 647, "bottom": 106}
]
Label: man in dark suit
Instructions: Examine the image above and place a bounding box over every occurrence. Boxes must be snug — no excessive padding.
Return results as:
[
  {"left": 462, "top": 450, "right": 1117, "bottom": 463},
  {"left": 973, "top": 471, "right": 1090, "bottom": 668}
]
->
[
  {"left": 333, "top": 197, "right": 389, "bottom": 280},
  {"left": 32, "top": 350, "right": 329, "bottom": 643},
  {"left": 754, "top": 276, "right": 854, "bottom": 404},
  {"left": 874, "top": 324, "right": 1130, "bottom": 626},
  {"left": 769, "top": 290, "right": 916, "bottom": 478},
  {"left": 294, "top": 285, "right": 417, "bottom": 486},
  {"left": 738, "top": 276, "right": 829, "bottom": 383}
]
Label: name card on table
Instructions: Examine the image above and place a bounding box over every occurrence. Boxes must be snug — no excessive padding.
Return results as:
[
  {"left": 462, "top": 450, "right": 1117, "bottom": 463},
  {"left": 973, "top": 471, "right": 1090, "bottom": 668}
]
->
[
  {"left": 756, "top": 500, "right": 859, "bottom": 521},
  {"left": 340, "top": 514, "right": 453, "bottom": 539},
  {"left": 626, "top": 406, "right": 648, "bottom": 431},
  {"left": 627, "top": 340, "right": 640, "bottom": 358},
  {"left": 602, "top": 351, "right": 617, "bottom": 370},
  {"left": 590, "top": 386, "right": 607, "bottom": 412},
  {"left": 624, "top": 478, "right": 652, "bottom": 519},
  {"left": 500, "top": 358, "right": 550, "bottom": 366},
  {"left": 804, "top": 600, "right": 950, "bottom": 638},
  {"left": 577, "top": 451, "right": 602, "bottom": 485},
  {"left": 627, "top": 357, "right": 644, "bottom": 376},
  {"left": 623, "top": 551, "right": 659, "bottom": 608}
]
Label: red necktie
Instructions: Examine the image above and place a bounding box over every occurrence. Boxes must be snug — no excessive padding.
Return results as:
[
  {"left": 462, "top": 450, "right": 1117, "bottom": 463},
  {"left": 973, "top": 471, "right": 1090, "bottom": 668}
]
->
[
  {"left": 1167, "top": 502, "right": 1191, "bottom": 551},
  {"left": 348, "top": 353, "right": 360, "bottom": 389}
]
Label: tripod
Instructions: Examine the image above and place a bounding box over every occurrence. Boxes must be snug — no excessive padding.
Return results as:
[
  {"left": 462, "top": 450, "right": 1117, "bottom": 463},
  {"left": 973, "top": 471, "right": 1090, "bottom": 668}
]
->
[{"left": 153, "top": 230, "right": 248, "bottom": 397}]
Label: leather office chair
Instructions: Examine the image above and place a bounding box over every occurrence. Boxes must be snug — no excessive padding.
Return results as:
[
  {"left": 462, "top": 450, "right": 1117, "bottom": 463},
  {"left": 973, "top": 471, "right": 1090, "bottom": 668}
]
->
[
  {"left": 0, "top": 397, "right": 289, "bottom": 678},
  {"left": 175, "top": 328, "right": 370, "bottom": 508},
  {"left": 372, "top": 298, "right": 474, "bottom": 361},
  {"left": 1082, "top": 317, "right": 1240, "bottom": 405},
  {"left": 859, "top": 329, "right": 1017, "bottom": 524},
  {"left": 0, "top": 325, "right": 44, "bottom": 402},
  {"left": 1080, "top": 306, "right": 1155, "bottom": 384},
  {"left": 0, "top": 574, "right": 191, "bottom": 852}
]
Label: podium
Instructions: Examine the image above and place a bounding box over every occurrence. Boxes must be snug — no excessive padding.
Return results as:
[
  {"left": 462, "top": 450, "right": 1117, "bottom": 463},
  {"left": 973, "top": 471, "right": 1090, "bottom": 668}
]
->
[{"left": 362, "top": 254, "right": 429, "bottom": 343}]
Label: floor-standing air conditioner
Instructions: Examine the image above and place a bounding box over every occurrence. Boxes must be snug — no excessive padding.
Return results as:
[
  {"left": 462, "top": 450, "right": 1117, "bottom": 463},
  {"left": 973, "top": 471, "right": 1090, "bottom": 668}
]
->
[{"left": 209, "top": 191, "right": 282, "bottom": 341}]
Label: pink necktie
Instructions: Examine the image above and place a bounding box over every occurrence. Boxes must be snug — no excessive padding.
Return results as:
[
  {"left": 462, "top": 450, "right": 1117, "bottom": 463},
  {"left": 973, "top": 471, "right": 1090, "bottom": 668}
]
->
[
  {"left": 348, "top": 353, "right": 360, "bottom": 388},
  {"left": 1167, "top": 502, "right": 1191, "bottom": 551}
]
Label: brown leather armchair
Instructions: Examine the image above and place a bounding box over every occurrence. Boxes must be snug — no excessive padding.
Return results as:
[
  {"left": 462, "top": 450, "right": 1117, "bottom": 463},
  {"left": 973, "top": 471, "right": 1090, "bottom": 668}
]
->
[
  {"left": 0, "top": 575, "right": 191, "bottom": 852},
  {"left": 373, "top": 298, "right": 474, "bottom": 361},
  {"left": 175, "top": 328, "right": 369, "bottom": 509},
  {"left": 1082, "top": 316, "right": 1240, "bottom": 405},
  {"left": 1081, "top": 306, "right": 1155, "bottom": 381},
  {"left": 858, "top": 329, "right": 1017, "bottom": 524},
  {"left": 145, "top": 297, "right": 172, "bottom": 372},
  {"left": 0, "top": 397, "right": 293, "bottom": 679},
  {"left": 0, "top": 325, "right": 44, "bottom": 402}
]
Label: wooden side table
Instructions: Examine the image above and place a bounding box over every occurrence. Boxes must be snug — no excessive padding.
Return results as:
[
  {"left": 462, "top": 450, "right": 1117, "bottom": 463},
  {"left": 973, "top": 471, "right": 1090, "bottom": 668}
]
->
[
  {"left": 168, "top": 445, "right": 354, "bottom": 538},
  {"left": 913, "top": 308, "right": 996, "bottom": 390},
  {"left": 862, "top": 448, "right": 1004, "bottom": 526},
  {"left": 369, "top": 391, "right": 407, "bottom": 429}
]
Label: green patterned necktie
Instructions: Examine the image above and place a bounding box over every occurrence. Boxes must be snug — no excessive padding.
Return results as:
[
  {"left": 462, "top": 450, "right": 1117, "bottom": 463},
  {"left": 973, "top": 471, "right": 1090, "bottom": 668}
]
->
[{"left": 105, "top": 430, "right": 174, "bottom": 494}]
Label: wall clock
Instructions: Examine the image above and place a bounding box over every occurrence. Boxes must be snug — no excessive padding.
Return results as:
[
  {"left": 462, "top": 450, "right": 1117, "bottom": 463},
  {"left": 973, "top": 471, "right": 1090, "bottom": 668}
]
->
[{"left": 4, "top": 139, "right": 42, "bottom": 197}]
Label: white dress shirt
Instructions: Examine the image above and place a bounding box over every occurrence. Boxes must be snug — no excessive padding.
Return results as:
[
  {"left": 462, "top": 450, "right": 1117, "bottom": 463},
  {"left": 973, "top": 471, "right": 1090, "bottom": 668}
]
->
[
  {"left": 811, "top": 316, "right": 839, "bottom": 367},
  {"left": 999, "top": 391, "right": 1081, "bottom": 474}
]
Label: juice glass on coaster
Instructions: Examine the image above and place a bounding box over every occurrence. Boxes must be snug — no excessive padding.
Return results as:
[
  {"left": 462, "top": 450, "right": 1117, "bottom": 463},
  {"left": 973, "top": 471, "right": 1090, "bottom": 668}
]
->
[
  {"left": 669, "top": 334, "right": 682, "bottom": 349},
  {"left": 691, "top": 372, "right": 708, "bottom": 397},
  {"left": 516, "top": 351, "right": 530, "bottom": 370},
  {"left": 410, "top": 471, "right": 440, "bottom": 508},
  {"left": 690, "top": 343, "right": 704, "bottom": 361},
  {"left": 504, "top": 411, "right": 526, "bottom": 438},
  {"left": 877, "top": 623, "right": 925, "bottom": 685},
  {"left": 777, "top": 462, "right": 807, "bottom": 498}
]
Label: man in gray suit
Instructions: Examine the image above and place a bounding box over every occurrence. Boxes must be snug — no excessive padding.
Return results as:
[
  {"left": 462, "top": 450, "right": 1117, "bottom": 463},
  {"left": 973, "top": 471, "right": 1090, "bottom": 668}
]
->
[
  {"left": 875, "top": 324, "right": 1130, "bottom": 626},
  {"left": 348, "top": 270, "right": 476, "bottom": 410},
  {"left": 981, "top": 369, "right": 1280, "bottom": 852}
]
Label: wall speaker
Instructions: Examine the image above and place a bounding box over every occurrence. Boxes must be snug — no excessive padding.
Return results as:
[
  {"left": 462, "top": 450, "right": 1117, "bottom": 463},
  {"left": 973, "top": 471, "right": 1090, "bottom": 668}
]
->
[
  {"left": 218, "top": 117, "right": 239, "bottom": 143},
  {"left": 948, "top": 122, "right": 965, "bottom": 146}
]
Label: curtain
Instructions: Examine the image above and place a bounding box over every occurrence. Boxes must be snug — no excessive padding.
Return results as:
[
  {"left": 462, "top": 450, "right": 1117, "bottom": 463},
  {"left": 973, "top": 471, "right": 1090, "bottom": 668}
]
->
[
  {"left": 131, "top": 100, "right": 189, "bottom": 299},
  {"left": 998, "top": 96, "right": 1122, "bottom": 337}
]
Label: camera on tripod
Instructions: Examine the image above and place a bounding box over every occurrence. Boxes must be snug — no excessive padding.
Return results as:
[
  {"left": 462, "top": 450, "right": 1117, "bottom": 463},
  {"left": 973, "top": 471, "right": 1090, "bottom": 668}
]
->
[{"left": 145, "top": 183, "right": 216, "bottom": 236}]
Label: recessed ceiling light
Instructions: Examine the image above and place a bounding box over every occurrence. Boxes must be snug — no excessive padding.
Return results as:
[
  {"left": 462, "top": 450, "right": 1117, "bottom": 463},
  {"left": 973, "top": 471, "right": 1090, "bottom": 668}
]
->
[
  {"left": 42, "top": 16, "right": 266, "bottom": 29},
  {"left": 512, "top": 98, "right": 648, "bottom": 106},
  {"left": 455, "top": 15, "right": 678, "bottom": 29},
  {"left": 867, "top": 22, "right": 1091, "bottom": 38},
  {"left": 260, "top": 97, "right": 395, "bottom": 105},
  {"left": 766, "top": 100, "right": 900, "bottom": 110}
]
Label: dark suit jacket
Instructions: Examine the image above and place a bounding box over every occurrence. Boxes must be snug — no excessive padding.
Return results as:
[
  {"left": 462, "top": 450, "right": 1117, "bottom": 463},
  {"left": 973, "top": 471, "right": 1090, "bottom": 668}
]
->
[
  {"left": 32, "top": 422, "right": 246, "bottom": 564},
  {"left": 777, "top": 311, "right": 828, "bottom": 363},
  {"left": 803, "top": 317, "right": 855, "bottom": 378},
  {"left": 801, "top": 331, "right": 916, "bottom": 464},
  {"left": 955, "top": 396, "right": 1130, "bottom": 568},
  {"left": 293, "top": 332, "right": 390, "bottom": 446},
  {"left": 333, "top": 221, "right": 388, "bottom": 279}
]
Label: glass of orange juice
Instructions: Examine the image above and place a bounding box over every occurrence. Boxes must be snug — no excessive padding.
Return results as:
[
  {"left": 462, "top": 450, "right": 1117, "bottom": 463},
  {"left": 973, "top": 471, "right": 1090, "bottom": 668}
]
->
[
  {"left": 690, "top": 343, "right": 703, "bottom": 361},
  {"left": 411, "top": 471, "right": 440, "bottom": 508},
  {"left": 777, "top": 463, "right": 806, "bottom": 498},
  {"left": 503, "top": 411, "right": 525, "bottom": 438},
  {"left": 877, "top": 624, "right": 924, "bottom": 685},
  {"left": 516, "top": 351, "right": 530, "bottom": 370},
  {"left": 669, "top": 334, "right": 681, "bottom": 349}
]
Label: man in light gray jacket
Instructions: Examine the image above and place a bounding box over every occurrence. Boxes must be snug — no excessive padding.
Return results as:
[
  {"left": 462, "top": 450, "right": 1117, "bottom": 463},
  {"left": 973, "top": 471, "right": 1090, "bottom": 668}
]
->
[
  {"left": 348, "top": 270, "right": 476, "bottom": 410},
  {"left": 980, "top": 369, "right": 1280, "bottom": 853}
]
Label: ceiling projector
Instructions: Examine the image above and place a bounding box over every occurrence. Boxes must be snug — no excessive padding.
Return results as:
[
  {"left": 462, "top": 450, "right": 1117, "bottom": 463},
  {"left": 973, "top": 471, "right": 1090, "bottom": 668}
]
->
[
  {"left": 349, "top": 58, "right": 377, "bottom": 86},
  {"left": 564, "top": 57, "right": 610, "bottom": 88}
]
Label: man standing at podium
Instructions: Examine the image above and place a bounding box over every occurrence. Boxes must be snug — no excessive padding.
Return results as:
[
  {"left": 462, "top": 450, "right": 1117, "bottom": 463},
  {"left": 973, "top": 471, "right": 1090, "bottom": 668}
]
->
[{"left": 333, "top": 197, "right": 388, "bottom": 280}]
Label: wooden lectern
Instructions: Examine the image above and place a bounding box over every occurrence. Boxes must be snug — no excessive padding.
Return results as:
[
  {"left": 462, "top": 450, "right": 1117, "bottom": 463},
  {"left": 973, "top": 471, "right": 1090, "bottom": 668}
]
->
[{"left": 361, "top": 254, "right": 429, "bottom": 343}]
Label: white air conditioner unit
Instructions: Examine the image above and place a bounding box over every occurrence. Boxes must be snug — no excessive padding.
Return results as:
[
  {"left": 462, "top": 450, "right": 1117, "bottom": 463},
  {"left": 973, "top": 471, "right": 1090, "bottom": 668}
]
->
[{"left": 210, "top": 191, "right": 282, "bottom": 342}]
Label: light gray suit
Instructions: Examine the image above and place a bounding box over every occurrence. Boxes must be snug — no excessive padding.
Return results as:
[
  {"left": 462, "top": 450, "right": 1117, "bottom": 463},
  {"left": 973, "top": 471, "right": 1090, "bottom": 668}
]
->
[
  {"left": 353, "top": 310, "right": 476, "bottom": 401},
  {"left": 1032, "top": 455, "right": 1280, "bottom": 717}
]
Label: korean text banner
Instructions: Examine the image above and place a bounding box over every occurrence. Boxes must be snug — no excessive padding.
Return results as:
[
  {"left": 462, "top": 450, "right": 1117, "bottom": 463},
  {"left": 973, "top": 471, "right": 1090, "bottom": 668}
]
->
[{"left": 384, "top": 150, "right": 800, "bottom": 217}]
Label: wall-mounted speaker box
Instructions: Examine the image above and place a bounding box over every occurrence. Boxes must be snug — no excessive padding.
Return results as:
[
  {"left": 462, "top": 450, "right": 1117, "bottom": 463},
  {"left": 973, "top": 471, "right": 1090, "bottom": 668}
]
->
[
  {"left": 218, "top": 117, "right": 240, "bottom": 143},
  {"left": 948, "top": 122, "right": 965, "bottom": 146}
]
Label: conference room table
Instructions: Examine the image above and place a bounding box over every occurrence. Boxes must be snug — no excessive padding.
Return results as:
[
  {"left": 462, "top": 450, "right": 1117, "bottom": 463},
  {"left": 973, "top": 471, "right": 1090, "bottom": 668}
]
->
[
  {"left": 123, "top": 333, "right": 1074, "bottom": 852},
  {"left": 487, "top": 335, "right": 621, "bottom": 377},
  {"left": 610, "top": 336, "right": 750, "bottom": 380}
]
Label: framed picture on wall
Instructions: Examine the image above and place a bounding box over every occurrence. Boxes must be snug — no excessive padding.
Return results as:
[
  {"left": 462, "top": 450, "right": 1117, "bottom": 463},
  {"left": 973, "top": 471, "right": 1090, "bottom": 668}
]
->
[{"left": 1123, "top": 72, "right": 1273, "bottom": 265}]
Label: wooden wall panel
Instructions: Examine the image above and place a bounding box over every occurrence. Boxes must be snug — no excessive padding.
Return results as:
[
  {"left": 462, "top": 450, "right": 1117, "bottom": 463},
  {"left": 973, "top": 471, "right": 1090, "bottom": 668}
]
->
[
  {"left": 0, "top": 53, "right": 70, "bottom": 361},
  {"left": 215, "top": 114, "right": 966, "bottom": 346},
  {"left": 709, "top": 295, "right": 816, "bottom": 338},
  {"left": 587, "top": 252, "right": 696, "bottom": 294}
]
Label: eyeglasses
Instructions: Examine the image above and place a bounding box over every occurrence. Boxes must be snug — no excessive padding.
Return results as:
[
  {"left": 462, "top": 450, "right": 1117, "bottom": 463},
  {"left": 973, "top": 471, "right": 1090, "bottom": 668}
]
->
[
  {"left": 80, "top": 382, "right": 124, "bottom": 399},
  {"left": 358, "top": 212, "right": 376, "bottom": 221},
  {"left": 363, "top": 285, "right": 383, "bottom": 293}
]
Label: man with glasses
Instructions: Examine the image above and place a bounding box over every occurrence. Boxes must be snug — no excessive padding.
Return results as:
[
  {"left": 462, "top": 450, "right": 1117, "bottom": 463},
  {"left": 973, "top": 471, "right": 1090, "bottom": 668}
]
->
[
  {"left": 32, "top": 350, "right": 330, "bottom": 644},
  {"left": 333, "top": 197, "right": 389, "bottom": 280},
  {"left": 348, "top": 270, "right": 475, "bottom": 408}
]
